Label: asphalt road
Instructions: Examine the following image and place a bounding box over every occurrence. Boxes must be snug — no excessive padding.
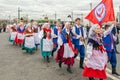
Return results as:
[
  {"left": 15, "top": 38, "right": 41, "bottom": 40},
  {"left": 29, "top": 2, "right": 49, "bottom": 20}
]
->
[{"left": 0, "top": 32, "right": 120, "bottom": 80}]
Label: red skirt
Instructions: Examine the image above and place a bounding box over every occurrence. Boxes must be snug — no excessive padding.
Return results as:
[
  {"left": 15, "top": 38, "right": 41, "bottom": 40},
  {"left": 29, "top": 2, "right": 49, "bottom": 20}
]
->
[
  {"left": 82, "top": 66, "right": 107, "bottom": 79},
  {"left": 56, "top": 45, "right": 74, "bottom": 66},
  {"left": 14, "top": 34, "right": 24, "bottom": 45}
]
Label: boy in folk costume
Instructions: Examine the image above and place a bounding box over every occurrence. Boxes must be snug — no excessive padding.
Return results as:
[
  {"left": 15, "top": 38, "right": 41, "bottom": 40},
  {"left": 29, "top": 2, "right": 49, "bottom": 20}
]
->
[
  {"left": 72, "top": 18, "right": 87, "bottom": 69},
  {"left": 22, "top": 23, "right": 36, "bottom": 54},
  {"left": 9, "top": 24, "right": 17, "bottom": 45},
  {"left": 14, "top": 22, "right": 25, "bottom": 46},
  {"left": 39, "top": 23, "right": 53, "bottom": 63},
  {"left": 102, "top": 23, "right": 120, "bottom": 76},
  {"left": 82, "top": 24, "right": 108, "bottom": 80},
  {"left": 32, "top": 21, "right": 40, "bottom": 50},
  {"left": 56, "top": 22, "right": 77, "bottom": 73},
  {"left": 51, "top": 21, "right": 62, "bottom": 57}
]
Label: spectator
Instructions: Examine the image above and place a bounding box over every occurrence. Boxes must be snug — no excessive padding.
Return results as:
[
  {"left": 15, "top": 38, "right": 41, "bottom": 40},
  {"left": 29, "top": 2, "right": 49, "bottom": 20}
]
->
[
  {"left": 112, "top": 23, "right": 120, "bottom": 54},
  {"left": 2, "top": 23, "right": 7, "bottom": 32}
]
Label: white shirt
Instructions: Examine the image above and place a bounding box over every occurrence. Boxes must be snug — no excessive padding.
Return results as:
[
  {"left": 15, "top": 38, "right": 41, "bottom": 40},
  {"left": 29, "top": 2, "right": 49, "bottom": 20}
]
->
[
  {"left": 72, "top": 24, "right": 87, "bottom": 45},
  {"left": 66, "top": 29, "right": 70, "bottom": 35},
  {"left": 103, "top": 24, "right": 116, "bottom": 49},
  {"left": 51, "top": 26, "right": 60, "bottom": 38}
]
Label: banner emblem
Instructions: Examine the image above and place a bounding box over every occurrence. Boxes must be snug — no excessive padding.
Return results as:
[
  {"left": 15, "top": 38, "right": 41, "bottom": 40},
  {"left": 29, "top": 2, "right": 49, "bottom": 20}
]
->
[{"left": 94, "top": 3, "right": 106, "bottom": 22}]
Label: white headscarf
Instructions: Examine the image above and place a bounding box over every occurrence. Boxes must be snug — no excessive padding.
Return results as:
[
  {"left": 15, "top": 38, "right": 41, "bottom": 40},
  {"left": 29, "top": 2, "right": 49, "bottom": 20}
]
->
[
  {"left": 42, "top": 23, "right": 50, "bottom": 29},
  {"left": 26, "top": 23, "right": 32, "bottom": 29},
  {"left": 88, "top": 24, "right": 99, "bottom": 38},
  {"left": 65, "top": 22, "right": 70, "bottom": 27},
  {"left": 62, "top": 22, "right": 70, "bottom": 29},
  {"left": 9, "top": 25, "right": 13, "bottom": 28}
]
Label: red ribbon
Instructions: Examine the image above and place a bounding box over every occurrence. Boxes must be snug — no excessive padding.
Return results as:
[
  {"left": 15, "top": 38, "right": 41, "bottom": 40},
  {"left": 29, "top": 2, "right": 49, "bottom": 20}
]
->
[
  {"left": 68, "top": 38, "right": 78, "bottom": 54},
  {"left": 42, "top": 28, "right": 51, "bottom": 39},
  {"left": 98, "top": 46, "right": 106, "bottom": 52},
  {"left": 42, "top": 28, "right": 51, "bottom": 32}
]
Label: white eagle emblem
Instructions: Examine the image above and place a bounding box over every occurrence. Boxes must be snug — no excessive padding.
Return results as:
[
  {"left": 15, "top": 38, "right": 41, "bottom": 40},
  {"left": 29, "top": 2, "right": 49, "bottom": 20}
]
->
[{"left": 94, "top": 2, "right": 106, "bottom": 22}]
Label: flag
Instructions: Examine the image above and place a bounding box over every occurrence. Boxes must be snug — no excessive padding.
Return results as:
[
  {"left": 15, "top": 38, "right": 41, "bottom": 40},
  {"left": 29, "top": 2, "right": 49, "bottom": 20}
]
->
[{"left": 85, "top": 0, "right": 115, "bottom": 24}]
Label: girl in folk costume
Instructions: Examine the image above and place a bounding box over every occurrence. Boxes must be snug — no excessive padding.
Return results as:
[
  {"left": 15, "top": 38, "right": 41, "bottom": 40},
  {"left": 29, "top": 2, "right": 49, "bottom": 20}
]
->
[
  {"left": 39, "top": 23, "right": 53, "bottom": 63},
  {"left": 14, "top": 22, "right": 25, "bottom": 46},
  {"left": 51, "top": 21, "right": 62, "bottom": 57},
  {"left": 82, "top": 25, "right": 108, "bottom": 80},
  {"left": 32, "top": 21, "right": 40, "bottom": 50},
  {"left": 9, "top": 24, "right": 17, "bottom": 45},
  {"left": 56, "top": 22, "right": 77, "bottom": 73},
  {"left": 22, "top": 23, "right": 36, "bottom": 53}
]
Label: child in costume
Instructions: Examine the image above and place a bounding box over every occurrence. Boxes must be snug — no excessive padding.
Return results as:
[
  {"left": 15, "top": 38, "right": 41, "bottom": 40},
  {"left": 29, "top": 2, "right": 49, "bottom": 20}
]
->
[
  {"left": 56, "top": 22, "right": 77, "bottom": 73},
  {"left": 32, "top": 21, "right": 40, "bottom": 50},
  {"left": 39, "top": 23, "right": 53, "bottom": 63},
  {"left": 51, "top": 21, "right": 62, "bottom": 57},
  {"left": 22, "top": 23, "right": 36, "bottom": 54},
  {"left": 82, "top": 24, "right": 108, "bottom": 80},
  {"left": 14, "top": 22, "right": 25, "bottom": 46},
  {"left": 9, "top": 24, "right": 17, "bottom": 45},
  {"left": 102, "top": 23, "right": 120, "bottom": 76}
]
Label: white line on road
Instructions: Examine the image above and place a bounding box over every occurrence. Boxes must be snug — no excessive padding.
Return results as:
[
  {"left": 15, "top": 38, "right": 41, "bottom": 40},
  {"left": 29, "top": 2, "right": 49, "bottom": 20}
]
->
[{"left": 106, "top": 73, "right": 120, "bottom": 80}]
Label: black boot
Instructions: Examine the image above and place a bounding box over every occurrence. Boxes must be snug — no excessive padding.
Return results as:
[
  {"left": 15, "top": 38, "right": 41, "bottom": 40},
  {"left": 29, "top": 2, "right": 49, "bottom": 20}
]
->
[
  {"left": 26, "top": 50, "right": 29, "bottom": 53},
  {"left": 116, "top": 51, "right": 120, "bottom": 54},
  {"left": 112, "top": 66, "right": 120, "bottom": 76},
  {"left": 67, "top": 65, "right": 72, "bottom": 73},
  {"left": 30, "top": 52, "right": 33, "bottom": 55},
  {"left": 43, "top": 56, "right": 45, "bottom": 60},
  {"left": 58, "top": 61, "right": 62, "bottom": 68},
  {"left": 13, "top": 42, "right": 15, "bottom": 46},
  {"left": 79, "top": 58, "right": 84, "bottom": 69},
  {"left": 46, "top": 56, "right": 50, "bottom": 63},
  {"left": 36, "top": 46, "right": 38, "bottom": 51},
  {"left": 51, "top": 50, "right": 54, "bottom": 57},
  {"left": 89, "top": 77, "right": 95, "bottom": 80}
]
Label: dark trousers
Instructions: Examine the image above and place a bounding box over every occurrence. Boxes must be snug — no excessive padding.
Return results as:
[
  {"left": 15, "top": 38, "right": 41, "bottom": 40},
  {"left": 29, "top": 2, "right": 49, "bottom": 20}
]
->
[
  {"left": 0, "top": 29, "right": 2, "bottom": 33},
  {"left": 75, "top": 45, "right": 85, "bottom": 59},
  {"left": 3, "top": 28, "right": 6, "bottom": 32},
  {"left": 107, "top": 50, "right": 117, "bottom": 67}
]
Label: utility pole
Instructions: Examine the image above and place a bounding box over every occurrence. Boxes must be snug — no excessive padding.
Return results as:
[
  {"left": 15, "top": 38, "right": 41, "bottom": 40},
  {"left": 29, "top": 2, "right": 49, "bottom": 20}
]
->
[
  {"left": 8, "top": 15, "right": 11, "bottom": 24},
  {"left": 18, "top": 7, "right": 22, "bottom": 20},
  {"left": 119, "top": 6, "right": 120, "bottom": 11},
  {"left": 55, "top": 11, "right": 57, "bottom": 21},
  {"left": 26, "top": 14, "right": 28, "bottom": 22},
  {"left": 71, "top": 11, "right": 74, "bottom": 23},
  {"left": 81, "top": 13, "right": 83, "bottom": 22},
  {"left": 89, "top": 2, "right": 92, "bottom": 26},
  {"left": 90, "top": 2, "right": 92, "bottom": 11},
  {"left": 119, "top": 6, "right": 120, "bottom": 23}
]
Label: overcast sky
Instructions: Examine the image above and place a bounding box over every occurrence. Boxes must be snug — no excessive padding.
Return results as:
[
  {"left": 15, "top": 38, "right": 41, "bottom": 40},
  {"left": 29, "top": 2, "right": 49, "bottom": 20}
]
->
[{"left": 0, "top": 0, "right": 120, "bottom": 20}]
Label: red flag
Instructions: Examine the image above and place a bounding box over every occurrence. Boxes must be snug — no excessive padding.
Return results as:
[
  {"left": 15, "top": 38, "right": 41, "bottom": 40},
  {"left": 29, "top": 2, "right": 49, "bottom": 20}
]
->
[{"left": 85, "top": 0, "right": 115, "bottom": 24}]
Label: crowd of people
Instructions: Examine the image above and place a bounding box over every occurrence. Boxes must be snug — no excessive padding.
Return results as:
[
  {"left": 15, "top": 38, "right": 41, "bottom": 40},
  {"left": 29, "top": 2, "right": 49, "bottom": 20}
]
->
[{"left": 8, "top": 18, "right": 120, "bottom": 80}]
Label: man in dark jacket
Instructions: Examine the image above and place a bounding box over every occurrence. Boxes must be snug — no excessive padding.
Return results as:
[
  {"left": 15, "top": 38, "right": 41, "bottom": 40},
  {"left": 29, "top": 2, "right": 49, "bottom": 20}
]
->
[
  {"left": 2, "top": 23, "right": 6, "bottom": 32},
  {"left": 112, "top": 24, "right": 120, "bottom": 54}
]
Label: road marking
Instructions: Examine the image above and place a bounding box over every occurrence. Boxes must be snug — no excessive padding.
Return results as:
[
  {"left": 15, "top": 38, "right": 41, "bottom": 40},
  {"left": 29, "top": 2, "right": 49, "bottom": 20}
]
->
[
  {"left": 106, "top": 73, "right": 120, "bottom": 80},
  {"left": 76, "top": 57, "right": 120, "bottom": 80}
]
